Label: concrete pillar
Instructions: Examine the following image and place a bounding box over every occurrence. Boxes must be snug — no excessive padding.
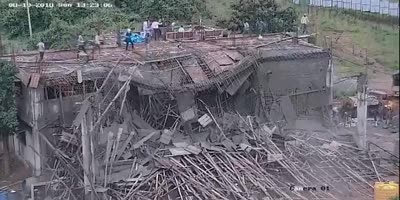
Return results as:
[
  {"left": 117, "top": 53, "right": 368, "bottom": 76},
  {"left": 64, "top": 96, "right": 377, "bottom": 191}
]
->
[
  {"left": 81, "top": 114, "right": 91, "bottom": 197},
  {"left": 327, "top": 58, "right": 334, "bottom": 105},
  {"left": 356, "top": 73, "right": 368, "bottom": 149},
  {"left": 30, "top": 88, "right": 42, "bottom": 176}
]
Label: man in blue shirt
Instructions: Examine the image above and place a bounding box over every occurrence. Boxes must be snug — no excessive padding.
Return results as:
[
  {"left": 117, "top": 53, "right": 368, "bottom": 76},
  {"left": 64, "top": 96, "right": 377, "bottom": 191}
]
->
[{"left": 125, "top": 29, "right": 134, "bottom": 50}]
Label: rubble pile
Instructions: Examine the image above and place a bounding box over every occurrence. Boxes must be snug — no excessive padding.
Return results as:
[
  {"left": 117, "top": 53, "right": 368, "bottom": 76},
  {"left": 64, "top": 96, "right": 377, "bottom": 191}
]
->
[{"left": 43, "top": 71, "right": 398, "bottom": 200}]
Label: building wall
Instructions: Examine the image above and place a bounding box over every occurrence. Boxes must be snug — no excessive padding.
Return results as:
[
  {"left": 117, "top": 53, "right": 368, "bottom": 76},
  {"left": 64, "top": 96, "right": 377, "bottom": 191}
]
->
[
  {"left": 235, "top": 56, "right": 331, "bottom": 120},
  {"left": 13, "top": 130, "right": 36, "bottom": 169},
  {"left": 15, "top": 86, "right": 43, "bottom": 175},
  {"left": 15, "top": 84, "right": 86, "bottom": 175},
  {"left": 39, "top": 95, "right": 83, "bottom": 128},
  {"left": 17, "top": 85, "right": 34, "bottom": 126},
  {"left": 256, "top": 57, "right": 329, "bottom": 97}
]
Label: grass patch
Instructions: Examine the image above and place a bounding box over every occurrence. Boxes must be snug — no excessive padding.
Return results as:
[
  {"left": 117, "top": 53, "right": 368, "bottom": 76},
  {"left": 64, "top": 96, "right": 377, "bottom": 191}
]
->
[
  {"left": 204, "top": 0, "right": 237, "bottom": 25},
  {"left": 312, "top": 9, "right": 399, "bottom": 72},
  {"left": 206, "top": 1, "right": 399, "bottom": 75},
  {"left": 334, "top": 59, "right": 364, "bottom": 75},
  {"left": 0, "top": 32, "right": 27, "bottom": 54}
]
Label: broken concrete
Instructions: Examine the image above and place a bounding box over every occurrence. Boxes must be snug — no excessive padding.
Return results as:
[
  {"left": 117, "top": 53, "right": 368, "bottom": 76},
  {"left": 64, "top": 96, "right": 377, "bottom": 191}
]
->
[{"left": 6, "top": 33, "right": 392, "bottom": 200}]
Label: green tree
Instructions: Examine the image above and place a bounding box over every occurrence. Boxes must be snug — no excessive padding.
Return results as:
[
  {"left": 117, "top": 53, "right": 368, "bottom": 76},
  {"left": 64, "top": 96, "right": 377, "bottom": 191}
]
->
[
  {"left": 140, "top": 0, "right": 194, "bottom": 22},
  {"left": 0, "top": 61, "right": 18, "bottom": 176},
  {"left": 229, "top": 0, "right": 297, "bottom": 33}
]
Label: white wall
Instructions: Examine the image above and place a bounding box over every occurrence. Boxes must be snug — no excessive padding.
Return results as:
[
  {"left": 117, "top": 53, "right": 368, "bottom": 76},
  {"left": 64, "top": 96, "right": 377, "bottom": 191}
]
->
[{"left": 13, "top": 130, "right": 36, "bottom": 171}]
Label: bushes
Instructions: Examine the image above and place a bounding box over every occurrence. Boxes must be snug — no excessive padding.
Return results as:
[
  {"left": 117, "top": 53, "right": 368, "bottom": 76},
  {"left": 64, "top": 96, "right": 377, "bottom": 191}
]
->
[
  {"left": 27, "top": 19, "right": 77, "bottom": 50},
  {"left": 1, "top": 0, "right": 210, "bottom": 51},
  {"left": 25, "top": 9, "right": 132, "bottom": 50},
  {"left": 227, "top": 0, "right": 297, "bottom": 33}
]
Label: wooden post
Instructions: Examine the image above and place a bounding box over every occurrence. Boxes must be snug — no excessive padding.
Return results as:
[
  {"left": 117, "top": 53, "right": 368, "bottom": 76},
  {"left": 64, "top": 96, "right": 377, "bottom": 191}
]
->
[
  {"left": 356, "top": 50, "right": 368, "bottom": 149},
  {"left": 58, "top": 86, "right": 65, "bottom": 127},
  {"left": 26, "top": 0, "right": 33, "bottom": 38},
  {"left": 81, "top": 113, "right": 92, "bottom": 198},
  {"left": 356, "top": 72, "right": 368, "bottom": 149},
  {"left": 88, "top": 107, "right": 95, "bottom": 200}
]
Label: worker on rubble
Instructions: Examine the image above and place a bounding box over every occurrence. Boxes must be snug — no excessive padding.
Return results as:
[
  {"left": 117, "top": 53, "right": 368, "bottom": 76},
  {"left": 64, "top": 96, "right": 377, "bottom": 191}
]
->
[
  {"left": 94, "top": 32, "right": 101, "bottom": 54},
  {"left": 37, "top": 39, "right": 45, "bottom": 62},
  {"left": 178, "top": 25, "right": 185, "bottom": 32},
  {"left": 300, "top": 13, "right": 309, "bottom": 34},
  {"left": 77, "top": 33, "right": 87, "bottom": 58},
  {"left": 372, "top": 109, "right": 378, "bottom": 127},
  {"left": 151, "top": 19, "right": 161, "bottom": 41},
  {"left": 125, "top": 28, "right": 134, "bottom": 51},
  {"left": 143, "top": 19, "right": 149, "bottom": 32},
  {"left": 385, "top": 106, "right": 393, "bottom": 127},
  {"left": 243, "top": 21, "right": 250, "bottom": 34},
  {"left": 256, "top": 20, "right": 265, "bottom": 39}
]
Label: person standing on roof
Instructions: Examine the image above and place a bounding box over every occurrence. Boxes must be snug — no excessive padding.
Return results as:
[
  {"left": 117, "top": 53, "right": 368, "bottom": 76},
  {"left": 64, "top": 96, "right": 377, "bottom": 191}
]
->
[
  {"left": 125, "top": 28, "right": 134, "bottom": 51},
  {"left": 151, "top": 19, "right": 160, "bottom": 41},
  {"left": 256, "top": 20, "right": 265, "bottom": 39},
  {"left": 143, "top": 19, "right": 148, "bottom": 32},
  {"left": 143, "top": 19, "right": 151, "bottom": 41},
  {"left": 178, "top": 25, "right": 185, "bottom": 32},
  {"left": 300, "top": 13, "right": 309, "bottom": 34},
  {"left": 243, "top": 22, "right": 250, "bottom": 34},
  {"left": 37, "top": 39, "right": 45, "bottom": 62},
  {"left": 77, "top": 34, "right": 87, "bottom": 58},
  {"left": 94, "top": 32, "right": 101, "bottom": 54}
]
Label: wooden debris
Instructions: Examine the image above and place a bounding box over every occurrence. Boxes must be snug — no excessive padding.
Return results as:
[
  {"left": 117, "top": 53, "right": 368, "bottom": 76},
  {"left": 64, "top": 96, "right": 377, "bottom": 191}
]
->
[
  {"left": 168, "top": 148, "right": 192, "bottom": 156},
  {"left": 29, "top": 73, "right": 40, "bottom": 88},
  {"left": 198, "top": 114, "right": 212, "bottom": 127},
  {"left": 44, "top": 65, "right": 398, "bottom": 200},
  {"left": 72, "top": 99, "right": 91, "bottom": 127},
  {"left": 267, "top": 153, "right": 284, "bottom": 163},
  {"left": 132, "top": 112, "right": 155, "bottom": 130},
  {"left": 77, "top": 70, "right": 83, "bottom": 83},
  {"left": 17, "top": 69, "right": 31, "bottom": 86},
  {"left": 159, "top": 129, "right": 174, "bottom": 145},
  {"left": 132, "top": 131, "right": 159, "bottom": 149},
  {"left": 60, "top": 131, "right": 78, "bottom": 146},
  {"left": 180, "top": 108, "right": 196, "bottom": 122}
]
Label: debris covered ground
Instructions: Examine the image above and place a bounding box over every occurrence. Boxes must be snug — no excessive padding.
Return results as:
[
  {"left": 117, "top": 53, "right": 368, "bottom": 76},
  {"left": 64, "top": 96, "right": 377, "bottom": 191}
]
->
[
  {"left": 2, "top": 33, "right": 398, "bottom": 200},
  {"left": 42, "top": 68, "right": 398, "bottom": 200}
]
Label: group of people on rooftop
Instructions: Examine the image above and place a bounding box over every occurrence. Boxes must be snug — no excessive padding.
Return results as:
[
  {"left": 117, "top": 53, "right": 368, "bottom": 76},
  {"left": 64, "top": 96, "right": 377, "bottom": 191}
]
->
[
  {"left": 36, "top": 32, "right": 102, "bottom": 62},
  {"left": 124, "top": 19, "right": 186, "bottom": 51},
  {"left": 36, "top": 14, "right": 310, "bottom": 61}
]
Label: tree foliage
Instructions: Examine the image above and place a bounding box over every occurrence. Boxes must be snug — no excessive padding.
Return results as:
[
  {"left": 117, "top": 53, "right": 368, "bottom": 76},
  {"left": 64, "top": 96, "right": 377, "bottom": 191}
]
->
[
  {"left": 113, "top": 0, "right": 210, "bottom": 22},
  {"left": 0, "top": 61, "right": 18, "bottom": 134},
  {"left": 0, "top": 0, "right": 210, "bottom": 50},
  {"left": 228, "top": 0, "right": 297, "bottom": 33}
]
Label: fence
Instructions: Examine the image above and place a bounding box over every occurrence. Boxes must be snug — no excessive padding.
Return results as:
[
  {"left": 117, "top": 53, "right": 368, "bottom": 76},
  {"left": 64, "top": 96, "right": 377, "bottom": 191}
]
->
[{"left": 294, "top": 0, "right": 399, "bottom": 16}]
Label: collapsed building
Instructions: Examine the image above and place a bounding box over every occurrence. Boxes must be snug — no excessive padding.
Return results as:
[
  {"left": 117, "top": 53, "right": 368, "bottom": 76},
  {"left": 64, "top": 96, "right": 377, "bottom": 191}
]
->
[{"left": 3, "top": 32, "right": 398, "bottom": 199}]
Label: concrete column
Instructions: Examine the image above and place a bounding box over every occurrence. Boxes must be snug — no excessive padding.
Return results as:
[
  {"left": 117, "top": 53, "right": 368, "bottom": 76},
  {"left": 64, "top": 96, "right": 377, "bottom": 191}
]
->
[
  {"left": 327, "top": 58, "right": 334, "bottom": 105},
  {"left": 30, "top": 88, "right": 42, "bottom": 176},
  {"left": 81, "top": 113, "right": 91, "bottom": 197},
  {"left": 356, "top": 73, "right": 368, "bottom": 149}
]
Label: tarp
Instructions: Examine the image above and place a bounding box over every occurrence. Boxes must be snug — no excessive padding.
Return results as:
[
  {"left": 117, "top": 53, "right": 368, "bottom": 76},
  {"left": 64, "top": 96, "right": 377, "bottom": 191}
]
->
[{"left": 129, "top": 33, "right": 145, "bottom": 44}]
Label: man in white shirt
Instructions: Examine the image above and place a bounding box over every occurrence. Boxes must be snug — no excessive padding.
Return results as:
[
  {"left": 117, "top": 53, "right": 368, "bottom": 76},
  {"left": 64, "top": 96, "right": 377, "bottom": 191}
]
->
[
  {"left": 94, "top": 32, "right": 101, "bottom": 54},
  {"left": 151, "top": 20, "right": 160, "bottom": 40},
  {"left": 300, "top": 13, "right": 309, "bottom": 34},
  {"left": 243, "top": 22, "right": 250, "bottom": 34},
  {"left": 143, "top": 20, "right": 148, "bottom": 32},
  {"left": 77, "top": 34, "right": 87, "bottom": 58},
  {"left": 178, "top": 25, "right": 185, "bottom": 32},
  {"left": 37, "top": 39, "right": 45, "bottom": 61}
]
